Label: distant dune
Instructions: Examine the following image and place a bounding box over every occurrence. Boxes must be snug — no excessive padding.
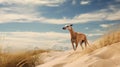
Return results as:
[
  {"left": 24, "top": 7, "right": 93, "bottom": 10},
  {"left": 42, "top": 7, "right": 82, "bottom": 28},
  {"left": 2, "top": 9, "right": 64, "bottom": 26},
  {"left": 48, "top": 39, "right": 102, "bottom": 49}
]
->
[{"left": 37, "top": 31, "right": 120, "bottom": 67}]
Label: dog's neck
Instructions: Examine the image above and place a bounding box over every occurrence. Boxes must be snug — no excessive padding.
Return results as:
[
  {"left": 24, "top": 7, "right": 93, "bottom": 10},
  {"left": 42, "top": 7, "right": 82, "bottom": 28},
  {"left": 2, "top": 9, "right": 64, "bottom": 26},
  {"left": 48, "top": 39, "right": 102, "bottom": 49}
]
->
[{"left": 68, "top": 27, "right": 76, "bottom": 38}]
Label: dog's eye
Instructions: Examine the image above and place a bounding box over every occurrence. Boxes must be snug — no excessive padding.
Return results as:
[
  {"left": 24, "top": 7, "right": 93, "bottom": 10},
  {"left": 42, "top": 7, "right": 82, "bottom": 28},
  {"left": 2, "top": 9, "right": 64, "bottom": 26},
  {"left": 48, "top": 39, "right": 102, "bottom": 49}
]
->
[{"left": 66, "top": 26, "right": 69, "bottom": 27}]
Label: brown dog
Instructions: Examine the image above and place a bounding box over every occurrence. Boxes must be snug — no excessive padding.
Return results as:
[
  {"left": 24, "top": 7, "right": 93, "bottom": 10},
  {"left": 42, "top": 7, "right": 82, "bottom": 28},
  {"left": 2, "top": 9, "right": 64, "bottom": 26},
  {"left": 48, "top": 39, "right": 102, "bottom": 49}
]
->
[{"left": 63, "top": 24, "right": 89, "bottom": 50}]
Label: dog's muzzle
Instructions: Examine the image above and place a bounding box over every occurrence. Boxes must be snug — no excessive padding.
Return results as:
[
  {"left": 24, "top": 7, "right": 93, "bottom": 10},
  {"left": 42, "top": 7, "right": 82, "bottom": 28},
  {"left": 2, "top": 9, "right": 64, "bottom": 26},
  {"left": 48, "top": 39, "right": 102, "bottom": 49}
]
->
[{"left": 62, "top": 27, "right": 66, "bottom": 30}]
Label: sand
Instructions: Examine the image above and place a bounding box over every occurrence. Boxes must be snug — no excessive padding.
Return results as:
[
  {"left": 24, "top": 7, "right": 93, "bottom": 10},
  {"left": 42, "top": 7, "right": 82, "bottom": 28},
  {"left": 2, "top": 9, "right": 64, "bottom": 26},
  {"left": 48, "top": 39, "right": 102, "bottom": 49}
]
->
[{"left": 37, "top": 42, "right": 120, "bottom": 67}]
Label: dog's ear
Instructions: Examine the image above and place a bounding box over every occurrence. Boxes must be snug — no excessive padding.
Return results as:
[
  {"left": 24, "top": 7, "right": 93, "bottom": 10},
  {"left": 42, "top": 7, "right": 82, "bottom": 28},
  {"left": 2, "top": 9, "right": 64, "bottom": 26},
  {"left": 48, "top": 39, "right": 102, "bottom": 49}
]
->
[{"left": 70, "top": 24, "right": 73, "bottom": 26}]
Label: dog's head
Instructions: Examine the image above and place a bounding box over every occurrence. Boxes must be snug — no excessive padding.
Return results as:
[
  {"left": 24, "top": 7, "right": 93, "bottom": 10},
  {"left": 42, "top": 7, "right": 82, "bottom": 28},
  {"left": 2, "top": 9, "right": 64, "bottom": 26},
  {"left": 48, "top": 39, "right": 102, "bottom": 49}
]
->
[{"left": 62, "top": 24, "right": 73, "bottom": 30}]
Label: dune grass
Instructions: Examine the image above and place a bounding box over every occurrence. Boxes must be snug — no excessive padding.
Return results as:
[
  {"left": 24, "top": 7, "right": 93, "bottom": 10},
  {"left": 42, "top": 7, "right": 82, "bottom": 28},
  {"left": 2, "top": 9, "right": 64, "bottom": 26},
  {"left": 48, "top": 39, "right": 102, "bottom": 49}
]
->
[
  {"left": 0, "top": 49, "right": 49, "bottom": 67},
  {"left": 82, "top": 31, "right": 120, "bottom": 54}
]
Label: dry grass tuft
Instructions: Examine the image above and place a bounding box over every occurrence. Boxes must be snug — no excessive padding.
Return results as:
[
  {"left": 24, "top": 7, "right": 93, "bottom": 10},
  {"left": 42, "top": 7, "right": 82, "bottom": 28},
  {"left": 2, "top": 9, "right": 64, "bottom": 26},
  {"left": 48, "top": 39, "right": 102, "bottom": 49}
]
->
[
  {"left": 0, "top": 49, "right": 49, "bottom": 67},
  {"left": 82, "top": 31, "right": 120, "bottom": 55}
]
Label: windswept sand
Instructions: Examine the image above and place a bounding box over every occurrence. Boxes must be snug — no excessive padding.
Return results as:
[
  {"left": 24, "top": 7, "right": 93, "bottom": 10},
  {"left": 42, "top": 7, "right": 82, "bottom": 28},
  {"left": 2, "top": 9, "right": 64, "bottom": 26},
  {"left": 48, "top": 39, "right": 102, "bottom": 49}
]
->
[
  {"left": 37, "top": 42, "right": 120, "bottom": 67},
  {"left": 37, "top": 31, "right": 120, "bottom": 67}
]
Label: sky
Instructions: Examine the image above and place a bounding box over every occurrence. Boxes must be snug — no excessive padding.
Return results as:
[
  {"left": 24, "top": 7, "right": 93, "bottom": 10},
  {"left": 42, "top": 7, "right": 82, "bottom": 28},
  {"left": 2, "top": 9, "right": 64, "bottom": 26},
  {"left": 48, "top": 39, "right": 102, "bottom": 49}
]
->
[{"left": 0, "top": 0, "right": 120, "bottom": 52}]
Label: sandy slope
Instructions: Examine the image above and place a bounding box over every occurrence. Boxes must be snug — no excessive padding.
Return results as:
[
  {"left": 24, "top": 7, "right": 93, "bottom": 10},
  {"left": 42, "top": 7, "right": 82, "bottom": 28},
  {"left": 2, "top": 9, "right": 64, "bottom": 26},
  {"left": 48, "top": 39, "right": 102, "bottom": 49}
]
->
[
  {"left": 64, "top": 42, "right": 120, "bottom": 67},
  {"left": 37, "top": 42, "right": 120, "bottom": 67}
]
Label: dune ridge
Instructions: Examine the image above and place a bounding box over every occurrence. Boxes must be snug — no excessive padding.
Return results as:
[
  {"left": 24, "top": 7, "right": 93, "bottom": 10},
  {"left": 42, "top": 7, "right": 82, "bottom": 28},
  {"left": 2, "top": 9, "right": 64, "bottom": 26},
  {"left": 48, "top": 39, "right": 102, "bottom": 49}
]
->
[{"left": 37, "top": 31, "right": 120, "bottom": 67}]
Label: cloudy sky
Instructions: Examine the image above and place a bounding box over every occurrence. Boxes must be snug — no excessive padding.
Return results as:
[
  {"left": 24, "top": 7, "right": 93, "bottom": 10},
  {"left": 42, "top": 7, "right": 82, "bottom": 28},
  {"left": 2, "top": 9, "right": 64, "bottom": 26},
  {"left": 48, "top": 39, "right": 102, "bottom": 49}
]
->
[{"left": 0, "top": 0, "right": 120, "bottom": 51}]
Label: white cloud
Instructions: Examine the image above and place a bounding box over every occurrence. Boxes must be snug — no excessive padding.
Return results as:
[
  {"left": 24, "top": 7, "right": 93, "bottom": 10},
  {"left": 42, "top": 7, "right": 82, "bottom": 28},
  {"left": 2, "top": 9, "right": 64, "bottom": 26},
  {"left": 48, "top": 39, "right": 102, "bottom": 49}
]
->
[
  {"left": 0, "top": 7, "right": 120, "bottom": 24},
  {"left": 0, "top": 0, "right": 66, "bottom": 7},
  {"left": 87, "top": 33, "right": 103, "bottom": 37},
  {"left": 80, "top": 0, "right": 90, "bottom": 5},
  {"left": 40, "top": 7, "right": 120, "bottom": 24},
  {"left": 100, "top": 24, "right": 115, "bottom": 28},
  {"left": 0, "top": 4, "right": 39, "bottom": 23},
  {"left": 0, "top": 31, "right": 103, "bottom": 52},
  {"left": 106, "top": 11, "right": 120, "bottom": 21},
  {"left": 1, "top": 32, "right": 71, "bottom": 51},
  {"left": 100, "top": 24, "right": 110, "bottom": 28},
  {"left": 0, "top": 13, "right": 33, "bottom": 23},
  {"left": 0, "top": 0, "right": 120, "bottom": 24}
]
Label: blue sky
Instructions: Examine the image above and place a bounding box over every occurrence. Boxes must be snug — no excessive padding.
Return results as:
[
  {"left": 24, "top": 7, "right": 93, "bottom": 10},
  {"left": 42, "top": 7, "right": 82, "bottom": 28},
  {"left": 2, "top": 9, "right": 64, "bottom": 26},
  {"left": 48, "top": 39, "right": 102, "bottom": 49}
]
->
[{"left": 0, "top": 0, "right": 120, "bottom": 51}]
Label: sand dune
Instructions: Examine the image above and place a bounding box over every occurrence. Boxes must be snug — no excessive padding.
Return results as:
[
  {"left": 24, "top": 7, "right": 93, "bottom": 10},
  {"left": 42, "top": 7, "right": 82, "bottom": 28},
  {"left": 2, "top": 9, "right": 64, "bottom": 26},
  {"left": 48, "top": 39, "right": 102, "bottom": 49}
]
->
[
  {"left": 64, "top": 42, "right": 120, "bottom": 67},
  {"left": 37, "top": 31, "right": 120, "bottom": 67},
  {"left": 37, "top": 42, "right": 120, "bottom": 67}
]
